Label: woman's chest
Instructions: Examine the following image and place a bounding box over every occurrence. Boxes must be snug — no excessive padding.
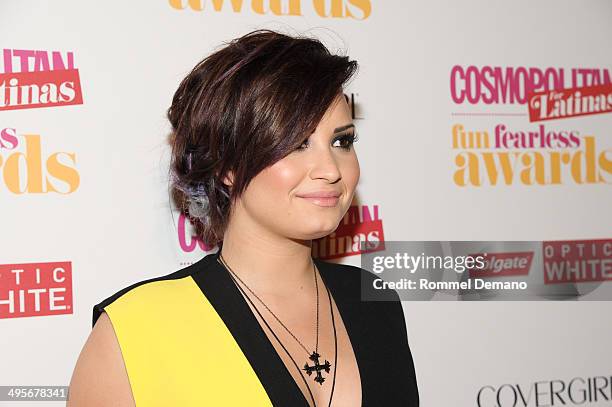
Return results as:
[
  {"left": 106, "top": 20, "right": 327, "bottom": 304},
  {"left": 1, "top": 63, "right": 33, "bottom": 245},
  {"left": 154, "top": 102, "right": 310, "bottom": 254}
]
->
[{"left": 245, "top": 286, "right": 363, "bottom": 407}]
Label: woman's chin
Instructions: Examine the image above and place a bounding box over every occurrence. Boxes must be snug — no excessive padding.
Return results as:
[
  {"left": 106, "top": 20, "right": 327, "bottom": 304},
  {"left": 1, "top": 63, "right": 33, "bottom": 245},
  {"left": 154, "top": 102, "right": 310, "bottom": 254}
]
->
[{"left": 295, "top": 221, "right": 342, "bottom": 240}]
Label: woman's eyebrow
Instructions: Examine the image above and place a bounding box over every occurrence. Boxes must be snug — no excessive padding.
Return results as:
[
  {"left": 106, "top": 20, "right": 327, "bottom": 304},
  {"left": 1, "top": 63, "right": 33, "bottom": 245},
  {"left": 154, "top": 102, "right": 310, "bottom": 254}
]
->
[{"left": 333, "top": 124, "right": 355, "bottom": 134}]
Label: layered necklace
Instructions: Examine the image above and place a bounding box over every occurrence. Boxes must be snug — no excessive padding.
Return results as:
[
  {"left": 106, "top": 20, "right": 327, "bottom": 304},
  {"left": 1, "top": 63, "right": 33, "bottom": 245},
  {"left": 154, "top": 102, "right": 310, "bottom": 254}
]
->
[{"left": 217, "top": 253, "right": 338, "bottom": 407}]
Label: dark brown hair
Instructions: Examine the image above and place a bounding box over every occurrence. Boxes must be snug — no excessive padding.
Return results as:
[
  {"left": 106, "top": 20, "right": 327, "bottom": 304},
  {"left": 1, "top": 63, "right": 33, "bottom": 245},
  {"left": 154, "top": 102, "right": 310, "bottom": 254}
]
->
[{"left": 167, "top": 29, "right": 358, "bottom": 248}]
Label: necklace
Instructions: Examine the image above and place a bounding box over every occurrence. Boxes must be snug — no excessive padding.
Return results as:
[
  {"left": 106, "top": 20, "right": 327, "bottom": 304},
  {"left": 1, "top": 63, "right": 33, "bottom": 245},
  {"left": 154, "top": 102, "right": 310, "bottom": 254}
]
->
[{"left": 217, "top": 254, "right": 338, "bottom": 407}]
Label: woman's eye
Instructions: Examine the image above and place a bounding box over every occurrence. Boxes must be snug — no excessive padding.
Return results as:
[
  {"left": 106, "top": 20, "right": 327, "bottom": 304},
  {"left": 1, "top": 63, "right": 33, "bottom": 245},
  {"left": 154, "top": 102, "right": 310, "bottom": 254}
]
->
[
  {"left": 295, "top": 133, "right": 358, "bottom": 152},
  {"left": 333, "top": 133, "right": 358, "bottom": 150}
]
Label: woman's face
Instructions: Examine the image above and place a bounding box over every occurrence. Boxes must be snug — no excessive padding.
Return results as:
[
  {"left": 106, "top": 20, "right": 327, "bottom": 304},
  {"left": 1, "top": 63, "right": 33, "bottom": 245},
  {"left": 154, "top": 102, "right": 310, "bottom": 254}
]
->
[{"left": 230, "top": 94, "right": 360, "bottom": 241}]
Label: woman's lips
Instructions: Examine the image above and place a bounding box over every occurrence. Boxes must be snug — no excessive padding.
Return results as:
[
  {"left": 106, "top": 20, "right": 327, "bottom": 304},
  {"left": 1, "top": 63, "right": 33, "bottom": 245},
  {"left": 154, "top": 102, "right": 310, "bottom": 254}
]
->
[{"left": 298, "top": 196, "right": 340, "bottom": 207}]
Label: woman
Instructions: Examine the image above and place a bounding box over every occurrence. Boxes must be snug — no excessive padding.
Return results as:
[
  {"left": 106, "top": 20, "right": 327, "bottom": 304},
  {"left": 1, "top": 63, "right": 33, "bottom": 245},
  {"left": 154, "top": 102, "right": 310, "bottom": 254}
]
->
[{"left": 68, "top": 29, "right": 419, "bottom": 406}]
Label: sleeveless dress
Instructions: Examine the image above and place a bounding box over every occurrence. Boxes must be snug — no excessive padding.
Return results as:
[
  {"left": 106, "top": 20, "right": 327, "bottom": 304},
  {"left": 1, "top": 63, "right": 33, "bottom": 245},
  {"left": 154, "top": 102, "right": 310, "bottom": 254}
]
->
[{"left": 92, "top": 251, "right": 419, "bottom": 406}]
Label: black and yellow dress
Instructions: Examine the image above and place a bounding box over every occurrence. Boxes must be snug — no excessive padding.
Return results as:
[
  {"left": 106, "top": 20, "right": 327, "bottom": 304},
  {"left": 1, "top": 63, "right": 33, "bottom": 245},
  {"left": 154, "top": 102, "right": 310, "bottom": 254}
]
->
[{"left": 92, "top": 250, "right": 419, "bottom": 406}]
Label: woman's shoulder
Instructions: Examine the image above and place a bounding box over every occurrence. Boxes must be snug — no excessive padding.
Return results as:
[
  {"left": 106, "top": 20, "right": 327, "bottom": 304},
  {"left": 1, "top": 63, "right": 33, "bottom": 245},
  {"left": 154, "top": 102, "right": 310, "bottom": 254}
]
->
[{"left": 91, "top": 257, "right": 210, "bottom": 329}]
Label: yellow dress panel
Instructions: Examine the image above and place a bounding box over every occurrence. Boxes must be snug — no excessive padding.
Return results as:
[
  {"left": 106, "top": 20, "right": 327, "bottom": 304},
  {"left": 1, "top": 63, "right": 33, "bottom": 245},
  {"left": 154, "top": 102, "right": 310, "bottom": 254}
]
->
[{"left": 103, "top": 275, "right": 273, "bottom": 406}]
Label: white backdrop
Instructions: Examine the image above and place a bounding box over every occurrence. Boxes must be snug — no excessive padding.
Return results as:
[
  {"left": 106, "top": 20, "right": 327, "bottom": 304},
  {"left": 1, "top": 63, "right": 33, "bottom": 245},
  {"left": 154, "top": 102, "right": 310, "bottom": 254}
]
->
[{"left": 1, "top": 1, "right": 611, "bottom": 406}]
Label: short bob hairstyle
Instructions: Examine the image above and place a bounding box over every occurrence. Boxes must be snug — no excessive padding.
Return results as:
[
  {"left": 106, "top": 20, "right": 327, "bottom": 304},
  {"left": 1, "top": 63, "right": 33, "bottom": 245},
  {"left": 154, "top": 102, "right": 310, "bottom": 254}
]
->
[{"left": 167, "top": 29, "right": 358, "bottom": 248}]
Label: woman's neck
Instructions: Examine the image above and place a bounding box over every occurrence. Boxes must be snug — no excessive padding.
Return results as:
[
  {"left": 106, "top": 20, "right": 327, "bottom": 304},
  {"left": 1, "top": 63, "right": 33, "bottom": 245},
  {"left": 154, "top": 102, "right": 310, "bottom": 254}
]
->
[{"left": 219, "top": 217, "right": 316, "bottom": 298}]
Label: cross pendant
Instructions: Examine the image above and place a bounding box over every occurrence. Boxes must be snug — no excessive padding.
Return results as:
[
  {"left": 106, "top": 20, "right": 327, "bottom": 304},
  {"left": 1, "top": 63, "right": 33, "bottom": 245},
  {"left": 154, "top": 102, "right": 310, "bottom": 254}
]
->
[{"left": 302, "top": 351, "right": 332, "bottom": 385}]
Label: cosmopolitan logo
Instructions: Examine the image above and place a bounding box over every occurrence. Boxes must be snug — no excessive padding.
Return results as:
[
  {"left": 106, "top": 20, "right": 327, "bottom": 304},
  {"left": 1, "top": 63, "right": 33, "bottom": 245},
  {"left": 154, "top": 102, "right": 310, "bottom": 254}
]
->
[
  {"left": 0, "top": 128, "right": 80, "bottom": 194},
  {"left": 0, "top": 48, "right": 83, "bottom": 111},
  {"left": 450, "top": 66, "right": 611, "bottom": 105},
  {"left": 449, "top": 67, "right": 612, "bottom": 187},
  {"left": 477, "top": 375, "right": 612, "bottom": 407},
  {"left": 0, "top": 261, "right": 73, "bottom": 319},
  {"left": 168, "top": 0, "right": 371, "bottom": 19},
  {"left": 312, "top": 204, "right": 385, "bottom": 260}
]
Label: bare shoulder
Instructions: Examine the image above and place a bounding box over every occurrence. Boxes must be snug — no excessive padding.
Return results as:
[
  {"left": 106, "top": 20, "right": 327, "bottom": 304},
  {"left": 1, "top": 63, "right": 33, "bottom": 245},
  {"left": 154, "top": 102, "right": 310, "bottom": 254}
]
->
[{"left": 67, "top": 311, "right": 135, "bottom": 407}]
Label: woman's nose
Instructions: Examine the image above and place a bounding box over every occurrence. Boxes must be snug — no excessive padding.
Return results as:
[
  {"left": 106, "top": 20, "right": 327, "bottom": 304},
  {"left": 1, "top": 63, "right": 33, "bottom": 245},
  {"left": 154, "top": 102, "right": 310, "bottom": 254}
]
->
[{"left": 308, "top": 147, "right": 342, "bottom": 182}]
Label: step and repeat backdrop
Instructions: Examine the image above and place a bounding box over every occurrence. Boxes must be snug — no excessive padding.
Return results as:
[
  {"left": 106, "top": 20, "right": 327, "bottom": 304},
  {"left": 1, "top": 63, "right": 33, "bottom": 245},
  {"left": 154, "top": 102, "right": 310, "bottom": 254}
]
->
[{"left": 1, "top": 1, "right": 611, "bottom": 406}]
